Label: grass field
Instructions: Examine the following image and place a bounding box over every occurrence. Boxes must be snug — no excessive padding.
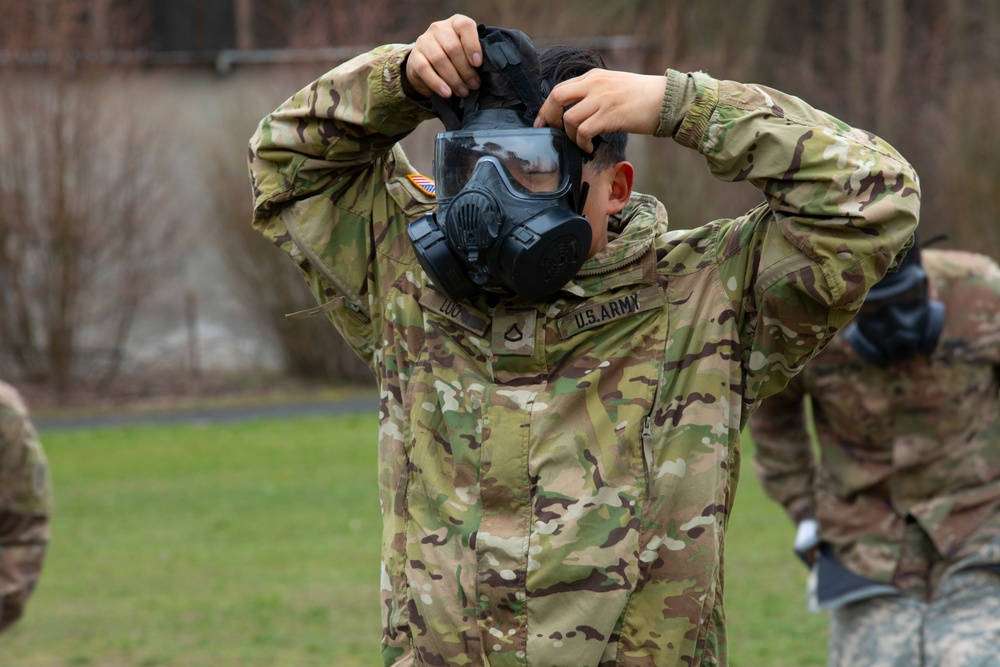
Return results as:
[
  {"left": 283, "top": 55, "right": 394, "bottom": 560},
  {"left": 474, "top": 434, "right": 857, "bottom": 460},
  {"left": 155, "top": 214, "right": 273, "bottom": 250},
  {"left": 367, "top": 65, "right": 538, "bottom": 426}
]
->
[{"left": 0, "top": 413, "right": 828, "bottom": 666}]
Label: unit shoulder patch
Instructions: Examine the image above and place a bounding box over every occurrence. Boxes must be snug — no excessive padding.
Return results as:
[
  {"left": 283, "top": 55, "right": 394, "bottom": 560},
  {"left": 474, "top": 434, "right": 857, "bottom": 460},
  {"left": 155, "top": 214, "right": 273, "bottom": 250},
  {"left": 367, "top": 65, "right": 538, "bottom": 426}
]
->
[{"left": 406, "top": 174, "right": 436, "bottom": 197}]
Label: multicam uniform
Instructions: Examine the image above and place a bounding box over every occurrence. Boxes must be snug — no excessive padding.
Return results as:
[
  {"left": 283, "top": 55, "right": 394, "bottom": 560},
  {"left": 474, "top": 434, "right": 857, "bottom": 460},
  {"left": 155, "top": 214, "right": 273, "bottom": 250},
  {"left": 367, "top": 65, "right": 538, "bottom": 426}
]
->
[
  {"left": 750, "top": 249, "right": 1000, "bottom": 666},
  {"left": 248, "top": 43, "right": 919, "bottom": 667},
  {"left": 0, "top": 380, "right": 52, "bottom": 632}
]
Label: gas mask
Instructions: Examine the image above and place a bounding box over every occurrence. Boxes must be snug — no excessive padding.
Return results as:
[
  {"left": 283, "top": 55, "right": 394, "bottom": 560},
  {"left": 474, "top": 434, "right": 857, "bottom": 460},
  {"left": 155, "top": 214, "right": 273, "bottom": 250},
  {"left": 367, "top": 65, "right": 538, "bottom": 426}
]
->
[
  {"left": 406, "top": 26, "right": 593, "bottom": 302},
  {"left": 845, "top": 240, "right": 945, "bottom": 366}
]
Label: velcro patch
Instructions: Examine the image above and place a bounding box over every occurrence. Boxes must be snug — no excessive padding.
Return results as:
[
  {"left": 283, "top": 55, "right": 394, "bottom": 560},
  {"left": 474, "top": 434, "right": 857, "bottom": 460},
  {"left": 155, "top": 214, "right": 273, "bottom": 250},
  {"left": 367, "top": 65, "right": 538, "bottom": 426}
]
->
[
  {"left": 406, "top": 173, "right": 436, "bottom": 197},
  {"left": 557, "top": 286, "right": 665, "bottom": 339},
  {"left": 492, "top": 309, "right": 537, "bottom": 356}
]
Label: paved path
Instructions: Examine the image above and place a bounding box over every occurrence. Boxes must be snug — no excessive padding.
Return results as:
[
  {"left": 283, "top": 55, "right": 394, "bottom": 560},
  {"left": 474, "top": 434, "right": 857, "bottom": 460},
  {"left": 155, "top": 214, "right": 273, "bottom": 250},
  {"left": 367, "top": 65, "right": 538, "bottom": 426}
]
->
[{"left": 35, "top": 396, "right": 380, "bottom": 431}]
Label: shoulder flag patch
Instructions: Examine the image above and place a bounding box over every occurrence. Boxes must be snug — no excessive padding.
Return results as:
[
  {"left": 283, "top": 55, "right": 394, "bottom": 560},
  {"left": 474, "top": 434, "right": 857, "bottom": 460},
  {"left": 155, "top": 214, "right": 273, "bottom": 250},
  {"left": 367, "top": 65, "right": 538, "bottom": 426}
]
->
[{"left": 406, "top": 173, "right": 436, "bottom": 197}]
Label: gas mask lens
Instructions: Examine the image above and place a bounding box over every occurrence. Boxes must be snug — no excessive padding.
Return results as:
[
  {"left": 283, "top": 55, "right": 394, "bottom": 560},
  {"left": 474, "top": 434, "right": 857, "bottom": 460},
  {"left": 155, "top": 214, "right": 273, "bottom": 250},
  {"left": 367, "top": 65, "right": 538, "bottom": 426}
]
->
[{"left": 435, "top": 129, "right": 571, "bottom": 199}]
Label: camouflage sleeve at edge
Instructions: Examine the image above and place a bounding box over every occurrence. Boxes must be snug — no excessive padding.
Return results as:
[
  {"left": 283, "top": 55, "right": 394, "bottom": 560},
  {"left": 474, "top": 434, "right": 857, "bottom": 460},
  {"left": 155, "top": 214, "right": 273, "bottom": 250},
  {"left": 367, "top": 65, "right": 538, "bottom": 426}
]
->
[
  {"left": 0, "top": 382, "right": 52, "bottom": 634},
  {"left": 246, "top": 44, "right": 435, "bottom": 366},
  {"left": 248, "top": 43, "right": 431, "bottom": 219},
  {"left": 665, "top": 69, "right": 920, "bottom": 402},
  {"left": 748, "top": 376, "right": 818, "bottom": 524}
]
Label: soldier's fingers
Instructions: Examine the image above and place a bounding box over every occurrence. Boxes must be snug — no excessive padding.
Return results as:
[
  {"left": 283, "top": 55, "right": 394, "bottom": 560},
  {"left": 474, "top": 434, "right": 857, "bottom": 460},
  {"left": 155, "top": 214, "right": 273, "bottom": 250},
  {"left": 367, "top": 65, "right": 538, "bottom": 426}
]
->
[
  {"left": 537, "top": 79, "right": 603, "bottom": 152},
  {"left": 533, "top": 79, "right": 587, "bottom": 129},
  {"left": 533, "top": 97, "right": 562, "bottom": 129},
  {"left": 450, "top": 14, "right": 482, "bottom": 87},
  {"left": 424, "top": 17, "right": 479, "bottom": 97},
  {"left": 405, "top": 49, "right": 435, "bottom": 98},
  {"left": 562, "top": 102, "right": 602, "bottom": 154},
  {"left": 405, "top": 48, "right": 444, "bottom": 98}
]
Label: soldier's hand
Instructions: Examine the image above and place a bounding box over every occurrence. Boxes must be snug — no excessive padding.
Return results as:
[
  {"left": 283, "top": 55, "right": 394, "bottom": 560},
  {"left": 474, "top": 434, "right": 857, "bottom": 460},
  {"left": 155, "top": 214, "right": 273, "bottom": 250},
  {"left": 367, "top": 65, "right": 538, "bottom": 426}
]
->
[
  {"left": 406, "top": 14, "right": 482, "bottom": 99},
  {"left": 794, "top": 518, "right": 820, "bottom": 567},
  {"left": 534, "top": 70, "right": 667, "bottom": 153}
]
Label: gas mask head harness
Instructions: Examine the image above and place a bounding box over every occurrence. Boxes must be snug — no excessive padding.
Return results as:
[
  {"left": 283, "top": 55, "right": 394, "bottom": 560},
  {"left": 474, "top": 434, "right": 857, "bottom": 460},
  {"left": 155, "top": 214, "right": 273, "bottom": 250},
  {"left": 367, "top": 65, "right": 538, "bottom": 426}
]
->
[
  {"left": 845, "top": 236, "right": 945, "bottom": 366},
  {"left": 407, "top": 25, "right": 597, "bottom": 302}
]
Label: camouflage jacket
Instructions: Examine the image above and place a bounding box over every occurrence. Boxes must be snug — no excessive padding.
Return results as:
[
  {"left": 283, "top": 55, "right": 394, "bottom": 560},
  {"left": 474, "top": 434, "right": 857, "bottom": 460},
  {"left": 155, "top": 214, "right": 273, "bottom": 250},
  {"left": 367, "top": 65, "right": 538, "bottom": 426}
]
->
[
  {"left": 750, "top": 249, "right": 1000, "bottom": 593},
  {"left": 0, "top": 381, "right": 52, "bottom": 632},
  {"left": 249, "top": 44, "right": 919, "bottom": 667}
]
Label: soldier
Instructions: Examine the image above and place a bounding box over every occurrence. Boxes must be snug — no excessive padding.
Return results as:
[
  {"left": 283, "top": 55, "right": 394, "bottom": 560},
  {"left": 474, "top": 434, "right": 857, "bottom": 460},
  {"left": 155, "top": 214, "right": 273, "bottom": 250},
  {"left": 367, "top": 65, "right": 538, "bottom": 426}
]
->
[
  {"left": 248, "top": 14, "right": 919, "bottom": 667},
  {"left": 749, "top": 240, "right": 1000, "bottom": 666},
  {"left": 0, "top": 380, "right": 52, "bottom": 632}
]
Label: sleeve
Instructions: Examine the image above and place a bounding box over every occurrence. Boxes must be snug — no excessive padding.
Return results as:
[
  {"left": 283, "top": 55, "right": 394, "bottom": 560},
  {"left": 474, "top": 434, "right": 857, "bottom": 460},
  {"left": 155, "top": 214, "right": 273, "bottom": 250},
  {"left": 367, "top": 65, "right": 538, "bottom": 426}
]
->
[
  {"left": 658, "top": 69, "right": 921, "bottom": 404},
  {"left": 247, "top": 44, "right": 437, "bottom": 367},
  {"left": 0, "top": 384, "right": 52, "bottom": 633},
  {"left": 747, "top": 377, "right": 817, "bottom": 524}
]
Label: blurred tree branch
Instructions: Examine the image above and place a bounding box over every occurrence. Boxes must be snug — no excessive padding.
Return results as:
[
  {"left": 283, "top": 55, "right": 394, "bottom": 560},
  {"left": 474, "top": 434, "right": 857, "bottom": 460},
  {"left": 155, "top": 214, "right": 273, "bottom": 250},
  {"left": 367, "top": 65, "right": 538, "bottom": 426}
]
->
[{"left": 0, "top": 0, "right": 180, "bottom": 395}]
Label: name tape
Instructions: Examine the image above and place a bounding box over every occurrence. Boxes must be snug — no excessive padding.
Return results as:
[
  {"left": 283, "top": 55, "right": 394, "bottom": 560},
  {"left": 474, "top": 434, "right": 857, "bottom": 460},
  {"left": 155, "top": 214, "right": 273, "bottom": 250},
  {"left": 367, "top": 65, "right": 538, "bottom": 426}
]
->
[{"left": 557, "top": 286, "right": 664, "bottom": 338}]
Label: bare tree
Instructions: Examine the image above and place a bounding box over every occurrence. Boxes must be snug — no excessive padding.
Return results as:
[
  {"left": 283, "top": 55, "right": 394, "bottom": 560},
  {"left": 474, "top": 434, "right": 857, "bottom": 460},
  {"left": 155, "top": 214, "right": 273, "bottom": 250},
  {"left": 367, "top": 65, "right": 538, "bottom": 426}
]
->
[
  {"left": 0, "top": 0, "right": 181, "bottom": 395},
  {"left": 926, "top": 0, "right": 1000, "bottom": 255}
]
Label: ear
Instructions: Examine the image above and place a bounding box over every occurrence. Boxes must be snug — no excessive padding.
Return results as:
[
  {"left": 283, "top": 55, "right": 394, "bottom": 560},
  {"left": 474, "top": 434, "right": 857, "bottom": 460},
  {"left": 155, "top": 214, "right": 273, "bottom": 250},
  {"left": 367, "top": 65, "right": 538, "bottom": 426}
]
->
[{"left": 606, "top": 161, "right": 634, "bottom": 215}]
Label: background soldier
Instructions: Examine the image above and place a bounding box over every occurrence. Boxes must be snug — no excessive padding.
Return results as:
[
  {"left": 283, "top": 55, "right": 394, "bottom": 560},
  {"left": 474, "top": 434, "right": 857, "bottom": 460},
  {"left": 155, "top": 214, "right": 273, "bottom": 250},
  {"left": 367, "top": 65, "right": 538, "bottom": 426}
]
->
[
  {"left": 248, "top": 13, "right": 918, "bottom": 667},
  {"left": 0, "top": 380, "right": 53, "bottom": 632},
  {"left": 749, "top": 240, "right": 1000, "bottom": 666}
]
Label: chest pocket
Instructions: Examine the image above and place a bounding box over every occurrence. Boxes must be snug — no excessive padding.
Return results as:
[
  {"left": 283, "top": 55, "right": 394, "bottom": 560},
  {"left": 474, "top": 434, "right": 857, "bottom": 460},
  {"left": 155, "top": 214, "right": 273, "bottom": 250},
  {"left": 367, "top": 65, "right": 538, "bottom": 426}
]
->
[{"left": 538, "top": 285, "right": 669, "bottom": 492}]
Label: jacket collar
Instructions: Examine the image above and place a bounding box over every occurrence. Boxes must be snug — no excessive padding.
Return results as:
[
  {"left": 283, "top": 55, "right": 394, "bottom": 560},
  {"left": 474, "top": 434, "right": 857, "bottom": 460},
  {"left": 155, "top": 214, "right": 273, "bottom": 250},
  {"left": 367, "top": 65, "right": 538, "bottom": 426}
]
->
[{"left": 561, "top": 192, "right": 667, "bottom": 297}]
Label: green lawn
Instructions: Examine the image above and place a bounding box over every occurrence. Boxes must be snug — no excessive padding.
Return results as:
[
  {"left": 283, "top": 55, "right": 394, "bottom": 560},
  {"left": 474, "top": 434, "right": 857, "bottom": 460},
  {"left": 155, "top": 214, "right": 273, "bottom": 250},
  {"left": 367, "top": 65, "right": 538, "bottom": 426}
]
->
[
  {"left": 0, "top": 414, "right": 827, "bottom": 666},
  {"left": 725, "top": 440, "right": 829, "bottom": 666}
]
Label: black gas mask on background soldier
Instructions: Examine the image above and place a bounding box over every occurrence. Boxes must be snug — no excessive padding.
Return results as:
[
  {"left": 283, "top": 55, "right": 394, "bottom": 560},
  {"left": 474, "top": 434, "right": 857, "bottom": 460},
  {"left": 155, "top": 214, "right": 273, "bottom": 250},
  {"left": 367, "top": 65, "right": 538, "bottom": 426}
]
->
[
  {"left": 845, "top": 238, "right": 945, "bottom": 366},
  {"left": 407, "top": 26, "right": 594, "bottom": 302}
]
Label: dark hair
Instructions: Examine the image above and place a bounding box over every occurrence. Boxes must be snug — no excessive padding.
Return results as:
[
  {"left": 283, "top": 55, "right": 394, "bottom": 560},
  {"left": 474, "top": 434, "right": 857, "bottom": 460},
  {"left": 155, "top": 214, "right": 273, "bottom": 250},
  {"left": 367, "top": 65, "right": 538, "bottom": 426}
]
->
[{"left": 538, "top": 45, "right": 628, "bottom": 171}]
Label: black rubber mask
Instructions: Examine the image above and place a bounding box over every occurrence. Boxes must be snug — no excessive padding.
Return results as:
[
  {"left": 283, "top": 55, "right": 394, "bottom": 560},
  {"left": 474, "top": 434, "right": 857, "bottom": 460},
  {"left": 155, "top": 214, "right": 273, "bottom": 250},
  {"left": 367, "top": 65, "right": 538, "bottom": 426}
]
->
[
  {"left": 845, "top": 246, "right": 945, "bottom": 366},
  {"left": 406, "top": 25, "right": 592, "bottom": 302}
]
